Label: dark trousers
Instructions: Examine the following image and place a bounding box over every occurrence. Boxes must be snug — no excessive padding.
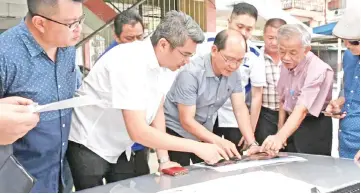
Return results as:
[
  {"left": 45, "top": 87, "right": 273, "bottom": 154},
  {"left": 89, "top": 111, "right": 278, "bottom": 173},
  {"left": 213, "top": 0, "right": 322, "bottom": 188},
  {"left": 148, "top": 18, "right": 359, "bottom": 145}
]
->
[
  {"left": 213, "top": 117, "right": 243, "bottom": 145},
  {"left": 166, "top": 128, "right": 203, "bottom": 166},
  {"left": 285, "top": 114, "right": 332, "bottom": 156},
  {"left": 255, "top": 107, "right": 279, "bottom": 145},
  {"left": 66, "top": 141, "right": 150, "bottom": 191}
]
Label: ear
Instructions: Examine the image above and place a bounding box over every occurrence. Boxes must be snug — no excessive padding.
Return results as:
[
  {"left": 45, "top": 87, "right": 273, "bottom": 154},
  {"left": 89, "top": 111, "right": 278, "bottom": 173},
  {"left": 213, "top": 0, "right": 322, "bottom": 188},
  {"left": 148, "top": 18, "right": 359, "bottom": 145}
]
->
[
  {"left": 114, "top": 34, "right": 121, "bottom": 44},
  {"left": 157, "top": 38, "right": 170, "bottom": 52},
  {"left": 304, "top": 45, "right": 311, "bottom": 55},
  {"left": 32, "top": 16, "right": 46, "bottom": 33},
  {"left": 211, "top": 45, "right": 218, "bottom": 57}
]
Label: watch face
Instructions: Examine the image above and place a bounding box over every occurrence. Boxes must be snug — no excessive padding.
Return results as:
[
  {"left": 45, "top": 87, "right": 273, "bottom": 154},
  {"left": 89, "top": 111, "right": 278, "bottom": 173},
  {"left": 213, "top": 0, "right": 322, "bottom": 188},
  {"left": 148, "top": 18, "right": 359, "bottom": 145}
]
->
[{"left": 158, "top": 157, "right": 169, "bottom": 164}]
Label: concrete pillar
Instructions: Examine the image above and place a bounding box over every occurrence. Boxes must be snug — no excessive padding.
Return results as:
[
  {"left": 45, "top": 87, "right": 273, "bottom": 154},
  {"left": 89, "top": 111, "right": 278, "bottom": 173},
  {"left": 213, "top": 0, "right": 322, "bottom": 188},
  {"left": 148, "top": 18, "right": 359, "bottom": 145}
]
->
[{"left": 206, "top": 0, "right": 216, "bottom": 32}]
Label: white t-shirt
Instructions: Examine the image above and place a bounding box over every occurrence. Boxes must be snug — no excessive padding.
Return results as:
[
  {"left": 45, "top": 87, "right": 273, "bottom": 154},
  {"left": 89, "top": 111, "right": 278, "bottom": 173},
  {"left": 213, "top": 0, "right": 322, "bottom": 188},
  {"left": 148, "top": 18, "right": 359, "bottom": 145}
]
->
[
  {"left": 194, "top": 40, "right": 266, "bottom": 128},
  {"left": 69, "top": 39, "right": 176, "bottom": 163}
]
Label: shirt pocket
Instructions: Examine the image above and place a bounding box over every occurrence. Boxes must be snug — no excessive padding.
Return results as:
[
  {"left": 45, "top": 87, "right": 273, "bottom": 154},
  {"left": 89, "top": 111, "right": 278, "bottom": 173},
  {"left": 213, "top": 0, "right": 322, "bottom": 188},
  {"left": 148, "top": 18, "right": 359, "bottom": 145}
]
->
[{"left": 64, "top": 70, "right": 77, "bottom": 97}]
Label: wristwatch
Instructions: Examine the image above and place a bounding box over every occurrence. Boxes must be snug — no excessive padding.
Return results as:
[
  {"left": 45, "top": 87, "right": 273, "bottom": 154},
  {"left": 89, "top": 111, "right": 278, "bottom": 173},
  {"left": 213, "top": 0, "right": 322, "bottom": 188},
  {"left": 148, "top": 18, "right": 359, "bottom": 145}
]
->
[
  {"left": 247, "top": 141, "right": 259, "bottom": 150},
  {"left": 157, "top": 157, "right": 170, "bottom": 164}
]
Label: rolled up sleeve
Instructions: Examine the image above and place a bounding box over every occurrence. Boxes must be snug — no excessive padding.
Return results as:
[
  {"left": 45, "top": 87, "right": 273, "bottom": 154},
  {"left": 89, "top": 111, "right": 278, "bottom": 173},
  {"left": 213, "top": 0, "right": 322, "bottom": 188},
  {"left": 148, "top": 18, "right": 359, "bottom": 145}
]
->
[
  {"left": 172, "top": 71, "right": 198, "bottom": 106},
  {"left": 296, "top": 69, "right": 334, "bottom": 117}
]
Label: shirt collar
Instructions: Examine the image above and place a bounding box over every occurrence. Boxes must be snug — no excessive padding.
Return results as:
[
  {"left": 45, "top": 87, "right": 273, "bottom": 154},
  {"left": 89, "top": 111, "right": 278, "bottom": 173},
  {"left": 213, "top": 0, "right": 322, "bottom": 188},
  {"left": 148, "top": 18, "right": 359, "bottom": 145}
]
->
[
  {"left": 18, "top": 20, "right": 45, "bottom": 57},
  {"left": 204, "top": 53, "right": 216, "bottom": 77},
  {"left": 260, "top": 47, "right": 282, "bottom": 66},
  {"left": 144, "top": 38, "right": 161, "bottom": 70},
  {"left": 290, "top": 52, "right": 313, "bottom": 76}
]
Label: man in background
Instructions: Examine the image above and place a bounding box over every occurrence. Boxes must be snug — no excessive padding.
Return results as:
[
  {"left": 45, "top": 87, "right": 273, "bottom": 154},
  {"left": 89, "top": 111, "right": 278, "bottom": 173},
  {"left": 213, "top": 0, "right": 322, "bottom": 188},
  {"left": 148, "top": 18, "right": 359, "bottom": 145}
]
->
[
  {"left": 255, "top": 18, "right": 287, "bottom": 144},
  {"left": 98, "top": 9, "right": 144, "bottom": 59},
  {"left": 326, "top": 10, "right": 360, "bottom": 162}
]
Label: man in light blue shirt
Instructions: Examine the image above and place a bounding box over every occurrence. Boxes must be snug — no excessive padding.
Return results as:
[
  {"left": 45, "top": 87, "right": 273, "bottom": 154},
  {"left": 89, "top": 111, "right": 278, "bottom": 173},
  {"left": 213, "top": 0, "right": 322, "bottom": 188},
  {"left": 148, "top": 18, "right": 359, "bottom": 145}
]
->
[{"left": 164, "top": 30, "right": 261, "bottom": 166}]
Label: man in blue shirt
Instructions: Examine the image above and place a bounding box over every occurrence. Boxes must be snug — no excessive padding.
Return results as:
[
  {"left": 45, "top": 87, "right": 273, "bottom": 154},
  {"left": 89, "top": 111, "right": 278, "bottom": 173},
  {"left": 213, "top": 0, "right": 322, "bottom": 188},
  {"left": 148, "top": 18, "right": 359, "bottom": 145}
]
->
[
  {"left": 66, "top": 10, "right": 148, "bottom": 191},
  {"left": 326, "top": 11, "right": 360, "bottom": 162},
  {"left": 97, "top": 10, "right": 144, "bottom": 59},
  {"left": 0, "top": 0, "right": 83, "bottom": 192}
]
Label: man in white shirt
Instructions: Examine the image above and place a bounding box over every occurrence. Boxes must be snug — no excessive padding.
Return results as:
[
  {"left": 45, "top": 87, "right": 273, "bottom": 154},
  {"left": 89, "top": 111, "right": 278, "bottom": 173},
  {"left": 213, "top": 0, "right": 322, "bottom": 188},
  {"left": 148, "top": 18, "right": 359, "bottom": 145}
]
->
[
  {"left": 67, "top": 11, "right": 226, "bottom": 191},
  {"left": 205, "top": 3, "right": 266, "bottom": 147}
]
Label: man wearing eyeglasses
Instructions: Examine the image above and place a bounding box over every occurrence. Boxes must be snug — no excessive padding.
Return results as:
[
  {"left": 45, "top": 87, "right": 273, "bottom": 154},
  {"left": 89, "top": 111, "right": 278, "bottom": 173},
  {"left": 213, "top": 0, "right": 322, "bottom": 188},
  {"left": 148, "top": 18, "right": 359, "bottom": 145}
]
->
[
  {"left": 196, "top": 2, "right": 266, "bottom": 149},
  {"left": 260, "top": 24, "right": 334, "bottom": 156},
  {"left": 325, "top": 10, "right": 360, "bottom": 162},
  {"left": 163, "top": 30, "right": 262, "bottom": 166},
  {"left": 0, "top": 0, "right": 84, "bottom": 192}
]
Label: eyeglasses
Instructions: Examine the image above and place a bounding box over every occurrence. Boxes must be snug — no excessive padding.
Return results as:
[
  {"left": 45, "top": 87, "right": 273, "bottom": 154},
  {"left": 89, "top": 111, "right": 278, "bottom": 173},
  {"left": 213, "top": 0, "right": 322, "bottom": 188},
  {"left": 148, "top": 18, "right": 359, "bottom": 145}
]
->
[
  {"left": 219, "top": 51, "right": 243, "bottom": 66},
  {"left": 29, "top": 11, "right": 85, "bottom": 31},
  {"left": 175, "top": 48, "right": 195, "bottom": 59}
]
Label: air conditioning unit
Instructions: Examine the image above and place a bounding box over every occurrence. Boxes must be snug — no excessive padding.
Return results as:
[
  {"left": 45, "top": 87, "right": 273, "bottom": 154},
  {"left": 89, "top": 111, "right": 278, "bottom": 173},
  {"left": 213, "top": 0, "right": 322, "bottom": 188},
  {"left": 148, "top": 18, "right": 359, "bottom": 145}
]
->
[{"left": 334, "top": 9, "right": 345, "bottom": 16}]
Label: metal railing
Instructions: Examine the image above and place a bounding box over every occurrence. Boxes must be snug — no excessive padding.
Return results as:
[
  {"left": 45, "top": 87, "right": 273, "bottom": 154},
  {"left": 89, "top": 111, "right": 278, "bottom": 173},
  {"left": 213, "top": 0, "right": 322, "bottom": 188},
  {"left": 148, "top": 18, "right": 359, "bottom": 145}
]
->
[
  {"left": 281, "top": 0, "right": 325, "bottom": 12},
  {"left": 76, "top": 0, "right": 206, "bottom": 74}
]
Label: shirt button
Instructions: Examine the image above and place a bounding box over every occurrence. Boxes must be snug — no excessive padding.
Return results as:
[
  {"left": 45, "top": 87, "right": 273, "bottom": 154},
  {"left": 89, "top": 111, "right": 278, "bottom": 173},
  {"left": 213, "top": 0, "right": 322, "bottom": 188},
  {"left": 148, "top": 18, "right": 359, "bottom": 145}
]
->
[
  {"left": 355, "top": 76, "right": 358, "bottom": 79},
  {"left": 62, "top": 142, "right": 65, "bottom": 146},
  {"left": 60, "top": 159, "right": 63, "bottom": 164},
  {"left": 58, "top": 85, "right": 61, "bottom": 89},
  {"left": 62, "top": 124, "right": 65, "bottom": 128},
  {"left": 351, "top": 90, "right": 354, "bottom": 93},
  {"left": 208, "top": 116, "right": 211, "bottom": 119},
  {"left": 211, "top": 105, "right": 214, "bottom": 108},
  {"left": 347, "top": 104, "right": 350, "bottom": 107}
]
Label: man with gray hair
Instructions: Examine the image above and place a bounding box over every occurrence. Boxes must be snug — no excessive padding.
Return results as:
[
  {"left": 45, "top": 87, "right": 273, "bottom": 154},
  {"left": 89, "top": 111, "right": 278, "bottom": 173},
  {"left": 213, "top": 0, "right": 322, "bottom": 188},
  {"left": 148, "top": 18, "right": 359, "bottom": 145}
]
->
[
  {"left": 67, "top": 11, "right": 226, "bottom": 191},
  {"left": 261, "top": 24, "right": 334, "bottom": 156}
]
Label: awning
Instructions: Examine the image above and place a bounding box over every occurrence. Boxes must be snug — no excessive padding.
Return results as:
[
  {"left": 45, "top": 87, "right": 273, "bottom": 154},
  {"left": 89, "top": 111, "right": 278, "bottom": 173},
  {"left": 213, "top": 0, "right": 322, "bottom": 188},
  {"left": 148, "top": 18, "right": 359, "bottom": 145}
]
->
[{"left": 313, "top": 22, "right": 337, "bottom": 35}]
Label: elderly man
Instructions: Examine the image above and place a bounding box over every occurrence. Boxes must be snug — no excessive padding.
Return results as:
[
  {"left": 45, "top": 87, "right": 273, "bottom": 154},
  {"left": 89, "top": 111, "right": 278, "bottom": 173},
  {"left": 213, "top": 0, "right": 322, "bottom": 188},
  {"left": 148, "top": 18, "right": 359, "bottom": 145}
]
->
[
  {"left": 0, "top": 0, "right": 83, "bottom": 192},
  {"left": 67, "top": 11, "right": 226, "bottom": 191},
  {"left": 261, "top": 24, "right": 334, "bottom": 156},
  {"left": 326, "top": 11, "right": 360, "bottom": 161},
  {"left": 255, "top": 18, "right": 287, "bottom": 144},
  {"left": 196, "top": 2, "right": 266, "bottom": 147},
  {"left": 164, "top": 30, "right": 261, "bottom": 166}
]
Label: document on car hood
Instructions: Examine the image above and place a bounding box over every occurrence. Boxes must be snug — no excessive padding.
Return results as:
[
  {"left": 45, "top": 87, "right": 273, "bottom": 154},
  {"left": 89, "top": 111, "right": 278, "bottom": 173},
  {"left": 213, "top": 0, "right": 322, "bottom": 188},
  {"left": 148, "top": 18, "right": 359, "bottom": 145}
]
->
[
  {"left": 28, "top": 96, "right": 106, "bottom": 113},
  {"left": 194, "top": 155, "right": 307, "bottom": 172}
]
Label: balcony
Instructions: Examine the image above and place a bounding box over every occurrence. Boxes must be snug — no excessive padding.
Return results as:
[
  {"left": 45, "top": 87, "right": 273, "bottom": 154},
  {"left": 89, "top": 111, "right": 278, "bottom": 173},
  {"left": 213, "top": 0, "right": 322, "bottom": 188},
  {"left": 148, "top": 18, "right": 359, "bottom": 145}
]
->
[{"left": 281, "top": 0, "right": 325, "bottom": 12}]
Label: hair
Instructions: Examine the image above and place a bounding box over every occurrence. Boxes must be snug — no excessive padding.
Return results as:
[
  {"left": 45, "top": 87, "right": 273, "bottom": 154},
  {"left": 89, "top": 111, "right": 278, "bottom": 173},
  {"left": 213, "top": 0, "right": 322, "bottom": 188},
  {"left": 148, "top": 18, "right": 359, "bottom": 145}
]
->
[
  {"left": 277, "top": 24, "right": 312, "bottom": 47},
  {"left": 213, "top": 30, "right": 247, "bottom": 51},
  {"left": 27, "top": 0, "right": 83, "bottom": 15},
  {"left": 114, "top": 10, "right": 144, "bottom": 37},
  {"left": 264, "top": 18, "right": 287, "bottom": 31},
  {"left": 231, "top": 2, "right": 258, "bottom": 21},
  {"left": 150, "top": 10, "right": 205, "bottom": 48}
]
